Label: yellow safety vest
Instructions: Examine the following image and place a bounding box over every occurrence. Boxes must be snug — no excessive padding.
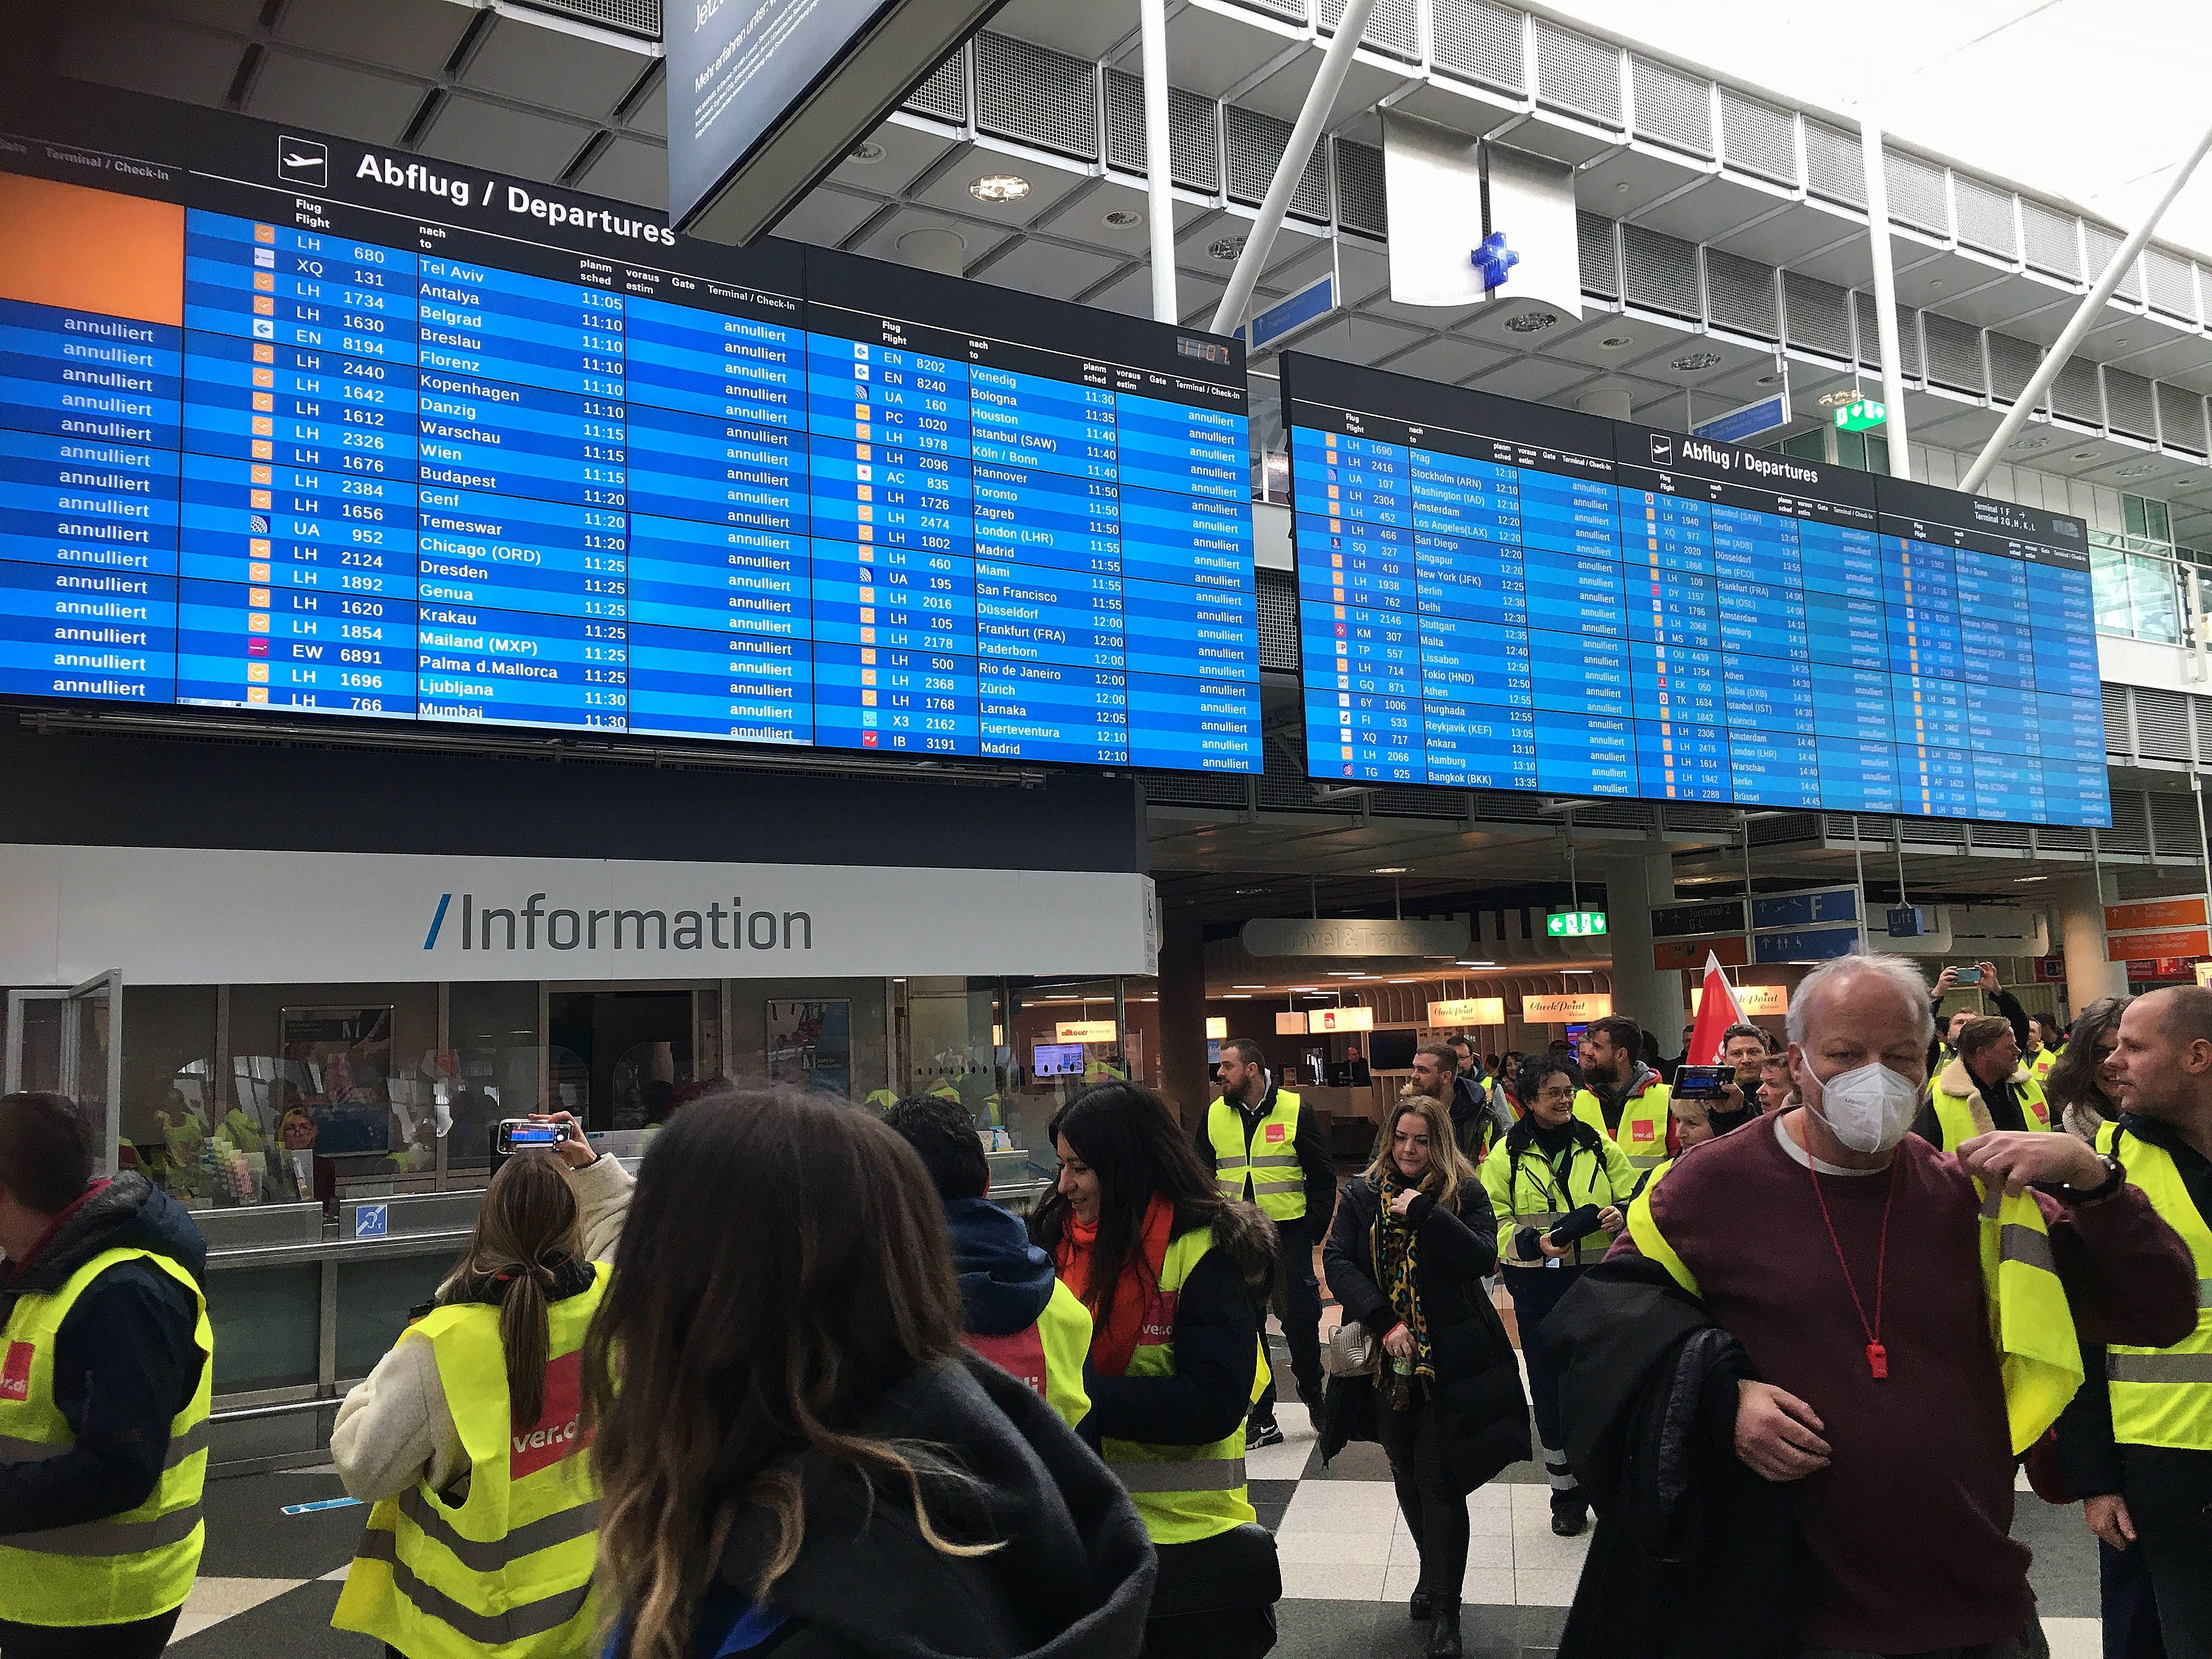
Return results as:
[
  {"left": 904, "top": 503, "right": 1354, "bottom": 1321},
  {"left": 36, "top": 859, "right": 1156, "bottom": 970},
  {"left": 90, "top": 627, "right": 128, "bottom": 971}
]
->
[
  {"left": 928, "top": 1080, "right": 963, "bottom": 1103},
  {"left": 0, "top": 1246, "right": 212, "bottom": 1627},
  {"left": 2030, "top": 1044, "right": 2063, "bottom": 1084},
  {"left": 1573, "top": 1076, "right": 1674, "bottom": 1173},
  {"left": 864, "top": 1088, "right": 898, "bottom": 1110},
  {"left": 964, "top": 1278, "right": 1095, "bottom": 1432},
  {"left": 1479, "top": 1126, "right": 1637, "bottom": 1266},
  {"left": 1099, "top": 1227, "right": 1269, "bottom": 1545},
  {"left": 334, "top": 1265, "right": 607, "bottom": 1658},
  {"left": 1928, "top": 1059, "right": 2052, "bottom": 1150},
  {"left": 2097, "top": 1121, "right": 2212, "bottom": 1451},
  {"left": 1627, "top": 1160, "right": 2080, "bottom": 1454},
  {"left": 1206, "top": 1091, "right": 1305, "bottom": 1221}
]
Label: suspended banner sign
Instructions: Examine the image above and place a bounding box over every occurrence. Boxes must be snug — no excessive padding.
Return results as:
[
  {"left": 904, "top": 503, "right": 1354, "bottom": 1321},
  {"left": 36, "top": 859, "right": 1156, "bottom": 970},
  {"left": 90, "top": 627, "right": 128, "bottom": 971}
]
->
[
  {"left": 1692, "top": 394, "right": 1788, "bottom": 445},
  {"left": 1655, "top": 936, "right": 1748, "bottom": 972},
  {"left": 1309, "top": 1006, "right": 1374, "bottom": 1034},
  {"left": 1239, "top": 918, "right": 1469, "bottom": 958},
  {"left": 1427, "top": 996, "right": 1506, "bottom": 1027},
  {"left": 1204, "top": 1017, "right": 1229, "bottom": 1040},
  {"left": 1054, "top": 1020, "right": 1119, "bottom": 1044},
  {"left": 1276, "top": 1011, "right": 1309, "bottom": 1035},
  {"left": 1692, "top": 984, "right": 1789, "bottom": 1016},
  {"left": 1522, "top": 993, "right": 1612, "bottom": 1023},
  {"left": 670, "top": 0, "right": 1009, "bottom": 245}
]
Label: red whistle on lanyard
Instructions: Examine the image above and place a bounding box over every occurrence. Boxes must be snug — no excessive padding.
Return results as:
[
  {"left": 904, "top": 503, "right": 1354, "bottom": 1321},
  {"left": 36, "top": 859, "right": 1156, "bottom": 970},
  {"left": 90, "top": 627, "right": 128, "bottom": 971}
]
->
[{"left": 1867, "top": 1342, "right": 1889, "bottom": 1380}]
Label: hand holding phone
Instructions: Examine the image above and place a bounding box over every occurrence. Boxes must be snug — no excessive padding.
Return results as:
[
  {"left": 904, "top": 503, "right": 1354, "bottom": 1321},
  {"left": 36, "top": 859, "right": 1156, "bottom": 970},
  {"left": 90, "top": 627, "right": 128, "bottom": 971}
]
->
[
  {"left": 1955, "top": 965, "right": 1983, "bottom": 986},
  {"left": 494, "top": 1118, "right": 565, "bottom": 1158},
  {"left": 1672, "top": 1063, "right": 1731, "bottom": 1101}
]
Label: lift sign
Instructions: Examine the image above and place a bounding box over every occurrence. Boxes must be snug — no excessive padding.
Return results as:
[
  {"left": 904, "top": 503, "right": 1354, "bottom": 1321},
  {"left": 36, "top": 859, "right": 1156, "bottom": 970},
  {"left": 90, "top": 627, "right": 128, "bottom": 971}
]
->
[{"left": 1546, "top": 911, "right": 1609, "bottom": 938}]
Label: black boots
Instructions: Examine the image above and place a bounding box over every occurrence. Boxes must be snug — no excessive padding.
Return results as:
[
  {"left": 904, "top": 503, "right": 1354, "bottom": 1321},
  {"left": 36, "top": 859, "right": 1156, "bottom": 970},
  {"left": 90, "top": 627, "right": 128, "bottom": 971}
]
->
[
  {"left": 1423, "top": 1599, "right": 1462, "bottom": 1658},
  {"left": 1408, "top": 1588, "right": 1432, "bottom": 1622}
]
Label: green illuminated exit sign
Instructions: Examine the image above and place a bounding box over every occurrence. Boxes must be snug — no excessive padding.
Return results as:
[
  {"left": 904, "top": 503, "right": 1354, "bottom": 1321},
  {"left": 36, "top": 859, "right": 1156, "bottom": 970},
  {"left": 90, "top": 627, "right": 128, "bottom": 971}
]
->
[
  {"left": 1833, "top": 398, "right": 1887, "bottom": 432},
  {"left": 1547, "top": 911, "right": 1609, "bottom": 938}
]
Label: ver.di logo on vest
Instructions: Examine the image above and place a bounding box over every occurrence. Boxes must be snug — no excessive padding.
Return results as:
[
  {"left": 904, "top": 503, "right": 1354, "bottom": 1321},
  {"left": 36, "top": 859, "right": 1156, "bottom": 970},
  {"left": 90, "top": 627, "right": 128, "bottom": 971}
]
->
[{"left": 422, "top": 891, "right": 817, "bottom": 954}]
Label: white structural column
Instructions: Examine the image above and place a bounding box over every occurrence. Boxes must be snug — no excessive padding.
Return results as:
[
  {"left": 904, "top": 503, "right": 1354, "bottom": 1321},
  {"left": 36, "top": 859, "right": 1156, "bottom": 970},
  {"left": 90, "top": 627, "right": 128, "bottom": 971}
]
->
[
  {"left": 2056, "top": 872, "right": 2131, "bottom": 1012},
  {"left": 1858, "top": 115, "right": 1911, "bottom": 479},
  {"left": 1599, "top": 852, "right": 1686, "bottom": 1043},
  {"left": 1138, "top": 0, "right": 1178, "bottom": 323}
]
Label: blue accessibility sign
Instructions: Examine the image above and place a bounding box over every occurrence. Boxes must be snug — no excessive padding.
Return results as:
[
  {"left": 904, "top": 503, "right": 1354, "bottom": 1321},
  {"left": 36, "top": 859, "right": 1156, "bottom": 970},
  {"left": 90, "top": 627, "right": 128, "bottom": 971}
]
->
[{"left": 354, "top": 1203, "right": 388, "bottom": 1240}]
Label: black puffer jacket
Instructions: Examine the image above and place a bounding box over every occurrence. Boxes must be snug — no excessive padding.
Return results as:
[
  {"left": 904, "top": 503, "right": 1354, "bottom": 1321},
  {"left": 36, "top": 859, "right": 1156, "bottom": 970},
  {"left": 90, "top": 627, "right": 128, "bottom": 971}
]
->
[
  {"left": 710, "top": 1354, "right": 1155, "bottom": 1659},
  {"left": 0, "top": 1172, "right": 208, "bottom": 1531},
  {"left": 1321, "top": 1176, "right": 1528, "bottom": 1493}
]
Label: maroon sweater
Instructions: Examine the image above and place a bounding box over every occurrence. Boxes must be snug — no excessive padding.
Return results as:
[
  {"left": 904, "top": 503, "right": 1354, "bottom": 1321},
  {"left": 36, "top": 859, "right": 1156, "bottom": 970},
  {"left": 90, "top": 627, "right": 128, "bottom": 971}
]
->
[{"left": 1610, "top": 1112, "right": 2196, "bottom": 1653}]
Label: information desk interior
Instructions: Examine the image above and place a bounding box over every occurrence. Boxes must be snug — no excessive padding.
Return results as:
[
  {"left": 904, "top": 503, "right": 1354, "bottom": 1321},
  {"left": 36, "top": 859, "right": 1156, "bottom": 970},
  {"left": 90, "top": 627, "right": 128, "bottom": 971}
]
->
[
  {"left": 1282, "top": 352, "right": 2109, "bottom": 826},
  {"left": 0, "top": 88, "right": 1261, "bottom": 772}
]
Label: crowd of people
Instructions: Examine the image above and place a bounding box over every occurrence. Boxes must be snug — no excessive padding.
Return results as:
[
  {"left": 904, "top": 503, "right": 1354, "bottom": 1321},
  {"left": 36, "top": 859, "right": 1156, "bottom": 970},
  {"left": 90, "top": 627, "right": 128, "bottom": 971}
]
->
[{"left": 1, "top": 953, "right": 2210, "bottom": 1659}]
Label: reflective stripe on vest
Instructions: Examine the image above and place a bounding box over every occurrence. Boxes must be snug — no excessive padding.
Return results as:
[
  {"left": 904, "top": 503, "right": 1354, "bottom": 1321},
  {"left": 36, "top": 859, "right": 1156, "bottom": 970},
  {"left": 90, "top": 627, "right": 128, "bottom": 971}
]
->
[
  {"left": 332, "top": 1265, "right": 606, "bottom": 1659},
  {"left": 0, "top": 1243, "right": 212, "bottom": 1626},
  {"left": 1484, "top": 1134, "right": 1631, "bottom": 1266},
  {"left": 1573, "top": 1083, "right": 1672, "bottom": 1172},
  {"left": 1626, "top": 1163, "right": 2080, "bottom": 1453},
  {"left": 1207, "top": 1092, "right": 1306, "bottom": 1221},
  {"left": 2098, "top": 1122, "right": 2212, "bottom": 1451},
  {"left": 1099, "top": 1226, "right": 1267, "bottom": 1545}
]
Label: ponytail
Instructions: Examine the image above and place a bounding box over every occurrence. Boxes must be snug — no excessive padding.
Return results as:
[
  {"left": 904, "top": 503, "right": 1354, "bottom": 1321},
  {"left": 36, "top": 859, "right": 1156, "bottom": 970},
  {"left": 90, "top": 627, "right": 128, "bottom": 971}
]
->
[{"left": 441, "top": 1150, "right": 579, "bottom": 1430}]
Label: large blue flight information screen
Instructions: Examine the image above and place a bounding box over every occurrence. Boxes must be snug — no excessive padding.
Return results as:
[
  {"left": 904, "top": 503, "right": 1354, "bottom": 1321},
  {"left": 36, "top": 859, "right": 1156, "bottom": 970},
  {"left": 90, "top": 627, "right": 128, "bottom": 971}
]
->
[
  {"left": 0, "top": 84, "right": 1260, "bottom": 773},
  {"left": 1280, "top": 352, "right": 2109, "bottom": 826}
]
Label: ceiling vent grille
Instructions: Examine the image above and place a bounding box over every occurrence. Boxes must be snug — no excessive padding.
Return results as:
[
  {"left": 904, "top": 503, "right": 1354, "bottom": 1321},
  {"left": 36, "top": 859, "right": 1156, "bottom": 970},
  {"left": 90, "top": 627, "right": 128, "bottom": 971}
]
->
[
  {"left": 1139, "top": 770, "right": 1249, "bottom": 809},
  {"left": 1882, "top": 148, "right": 1950, "bottom": 238},
  {"left": 1622, "top": 224, "right": 1700, "bottom": 319},
  {"left": 2146, "top": 249, "right": 2199, "bottom": 321},
  {"left": 1854, "top": 292, "right": 1921, "bottom": 379},
  {"left": 2051, "top": 356, "right": 2103, "bottom": 426},
  {"left": 1335, "top": 138, "right": 1387, "bottom": 238},
  {"left": 1921, "top": 312, "right": 1984, "bottom": 395},
  {"left": 1103, "top": 69, "right": 1221, "bottom": 193},
  {"left": 1533, "top": 19, "right": 1622, "bottom": 127},
  {"left": 1986, "top": 331, "right": 2042, "bottom": 405},
  {"left": 1717, "top": 87, "right": 1796, "bottom": 185},
  {"left": 902, "top": 52, "right": 969, "bottom": 125},
  {"left": 2082, "top": 224, "right": 2144, "bottom": 302},
  {"left": 2158, "top": 383, "right": 2208, "bottom": 455},
  {"left": 2021, "top": 201, "right": 2082, "bottom": 280},
  {"left": 2104, "top": 685, "right": 2132, "bottom": 754},
  {"left": 1782, "top": 270, "right": 1852, "bottom": 360},
  {"left": 511, "top": 0, "right": 661, "bottom": 39},
  {"left": 2138, "top": 689, "right": 2193, "bottom": 760},
  {"left": 2036, "top": 823, "right": 2095, "bottom": 853},
  {"left": 1970, "top": 822, "right": 2033, "bottom": 851},
  {"left": 1369, "top": 786, "right": 1471, "bottom": 820},
  {"left": 1577, "top": 212, "right": 1620, "bottom": 298},
  {"left": 1630, "top": 56, "right": 1712, "bottom": 158},
  {"left": 1899, "top": 815, "right": 1970, "bottom": 847},
  {"left": 2149, "top": 791, "right": 2203, "bottom": 856},
  {"left": 1705, "top": 249, "right": 1776, "bottom": 340},
  {"left": 1224, "top": 104, "right": 1330, "bottom": 220},
  {"left": 1431, "top": 0, "right": 1525, "bottom": 94},
  {"left": 2106, "top": 366, "right": 2157, "bottom": 441},
  {"left": 1951, "top": 177, "right": 2017, "bottom": 259},
  {"left": 2106, "top": 791, "right": 2151, "bottom": 856},
  {"left": 1318, "top": 0, "right": 1421, "bottom": 61},
  {"left": 1803, "top": 120, "right": 1864, "bottom": 208},
  {"left": 1257, "top": 568, "right": 1299, "bottom": 672},
  {"left": 975, "top": 33, "right": 1098, "bottom": 161}
]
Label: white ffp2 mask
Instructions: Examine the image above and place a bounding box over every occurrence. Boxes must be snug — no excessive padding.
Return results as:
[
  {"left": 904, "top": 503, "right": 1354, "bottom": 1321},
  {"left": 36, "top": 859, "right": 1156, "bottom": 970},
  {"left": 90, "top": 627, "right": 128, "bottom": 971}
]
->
[{"left": 1805, "top": 1060, "right": 1921, "bottom": 1154}]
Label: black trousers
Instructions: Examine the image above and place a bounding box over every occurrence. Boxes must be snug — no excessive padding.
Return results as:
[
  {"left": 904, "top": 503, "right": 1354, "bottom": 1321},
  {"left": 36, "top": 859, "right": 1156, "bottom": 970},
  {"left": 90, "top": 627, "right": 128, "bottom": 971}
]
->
[
  {"left": 2125, "top": 1443, "right": 2212, "bottom": 1659},
  {"left": 0, "top": 1611, "right": 180, "bottom": 1659},
  {"left": 2098, "top": 1537, "right": 2165, "bottom": 1659},
  {"left": 1503, "top": 1262, "right": 1584, "bottom": 1513},
  {"left": 1378, "top": 1378, "right": 1469, "bottom": 1603},
  {"left": 1252, "top": 1216, "right": 1324, "bottom": 1418}
]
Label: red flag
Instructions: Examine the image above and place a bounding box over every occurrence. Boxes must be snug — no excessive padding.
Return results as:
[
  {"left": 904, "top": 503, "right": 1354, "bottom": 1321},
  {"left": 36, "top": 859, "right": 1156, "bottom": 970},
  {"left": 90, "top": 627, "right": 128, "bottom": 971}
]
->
[{"left": 1686, "top": 951, "right": 1747, "bottom": 1065}]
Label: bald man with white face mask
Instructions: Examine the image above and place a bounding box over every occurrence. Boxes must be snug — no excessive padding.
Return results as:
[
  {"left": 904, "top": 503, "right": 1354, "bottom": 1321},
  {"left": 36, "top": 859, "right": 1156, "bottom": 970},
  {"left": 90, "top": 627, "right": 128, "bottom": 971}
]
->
[{"left": 1605, "top": 954, "right": 2196, "bottom": 1658}]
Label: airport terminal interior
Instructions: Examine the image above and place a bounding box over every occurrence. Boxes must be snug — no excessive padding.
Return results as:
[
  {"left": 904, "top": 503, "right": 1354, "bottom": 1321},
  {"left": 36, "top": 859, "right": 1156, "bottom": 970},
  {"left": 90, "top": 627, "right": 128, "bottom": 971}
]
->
[{"left": 7, "top": 0, "right": 2212, "bottom": 1655}]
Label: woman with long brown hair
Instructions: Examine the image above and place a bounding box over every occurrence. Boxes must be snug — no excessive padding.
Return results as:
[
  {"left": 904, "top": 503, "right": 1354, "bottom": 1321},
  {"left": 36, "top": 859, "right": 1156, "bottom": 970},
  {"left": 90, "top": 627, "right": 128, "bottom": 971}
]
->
[
  {"left": 331, "top": 1150, "right": 606, "bottom": 1657},
  {"left": 585, "top": 1087, "right": 1152, "bottom": 1659},
  {"left": 2044, "top": 994, "right": 2134, "bottom": 1142},
  {"left": 1029, "top": 1081, "right": 1281, "bottom": 1659},
  {"left": 1322, "top": 1090, "right": 1526, "bottom": 1659}
]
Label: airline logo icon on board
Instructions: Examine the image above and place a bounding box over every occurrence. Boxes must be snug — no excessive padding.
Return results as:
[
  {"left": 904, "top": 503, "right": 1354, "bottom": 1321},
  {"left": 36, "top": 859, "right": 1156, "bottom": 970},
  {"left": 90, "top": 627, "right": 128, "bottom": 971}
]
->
[{"left": 278, "top": 136, "right": 328, "bottom": 188}]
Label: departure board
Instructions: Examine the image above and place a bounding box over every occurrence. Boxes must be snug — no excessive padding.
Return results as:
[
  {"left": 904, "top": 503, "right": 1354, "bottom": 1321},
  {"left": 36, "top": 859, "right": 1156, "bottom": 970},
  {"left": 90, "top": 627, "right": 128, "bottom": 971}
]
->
[
  {"left": 0, "top": 84, "right": 1260, "bottom": 772},
  {"left": 1282, "top": 352, "right": 2109, "bottom": 825}
]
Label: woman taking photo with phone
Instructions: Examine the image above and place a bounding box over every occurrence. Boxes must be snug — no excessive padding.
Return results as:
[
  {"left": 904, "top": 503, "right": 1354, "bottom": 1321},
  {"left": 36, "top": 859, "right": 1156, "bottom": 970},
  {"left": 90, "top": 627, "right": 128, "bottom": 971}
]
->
[
  {"left": 1323, "top": 1091, "right": 1527, "bottom": 1659},
  {"left": 1478, "top": 1053, "right": 1635, "bottom": 1540},
  {"left": 330, "top": 1152, "right": 606, "bottom": 1657},
  {"left": 586, "top": 1087, "right": 1153, "bottom": 1659},
  {"left": 1031, "top": 1081, "right": 1281, "bottom": 1659}
]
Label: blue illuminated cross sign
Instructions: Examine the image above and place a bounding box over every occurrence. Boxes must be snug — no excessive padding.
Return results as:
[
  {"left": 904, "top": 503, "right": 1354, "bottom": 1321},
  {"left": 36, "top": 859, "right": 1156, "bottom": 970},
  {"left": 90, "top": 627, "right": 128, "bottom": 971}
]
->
[{"left": 1471, "top": 232, "right": 1519, "bottom": 292}]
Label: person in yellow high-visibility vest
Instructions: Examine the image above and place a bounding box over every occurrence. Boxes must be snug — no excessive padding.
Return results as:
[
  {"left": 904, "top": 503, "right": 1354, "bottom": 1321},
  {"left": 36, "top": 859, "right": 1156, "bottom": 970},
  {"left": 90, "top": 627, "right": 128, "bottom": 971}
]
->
[
  {"left": 332, "top": 1151, "right": 605, "bottom": 1658},
  {"left": 2061, "top": 985, "right": 2212, "bottom": 1652},
  {"left": 885, "top": 1093, "right": 1093, "bottom": 1431},
  {"left": 1913, "top": 1013, "right": 2055, "bottom": 1151},
  {"left": 1199, "top": 1039, "right": 1335, "bottom": 1444},
  {"left": 1572, "top": 1015, "right": 1672, "bottom": 1178},
  {"left": 1610, "top": 952, "right": 2196, "bottom": 1656},
  {"left": 0, "top": 1091, "right": 213, "bottom": 1658},
  {"left": 1040, "top": 1080, "right": 1280, "bottom": 1659},
  {"left": 2028, "top": 1013, "right": 2068, "bottom": 1084}
]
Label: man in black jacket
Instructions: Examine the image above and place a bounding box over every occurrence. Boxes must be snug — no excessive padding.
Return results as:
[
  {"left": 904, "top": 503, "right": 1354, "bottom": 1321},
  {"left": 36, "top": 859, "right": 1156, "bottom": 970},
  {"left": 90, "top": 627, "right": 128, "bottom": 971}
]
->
[
  {"left": 0, "top": 1092, "right": 211, "bottom": 1658},
  {"left": 1198, "top": 1041, "right": 1336, "bottom": 1446}
]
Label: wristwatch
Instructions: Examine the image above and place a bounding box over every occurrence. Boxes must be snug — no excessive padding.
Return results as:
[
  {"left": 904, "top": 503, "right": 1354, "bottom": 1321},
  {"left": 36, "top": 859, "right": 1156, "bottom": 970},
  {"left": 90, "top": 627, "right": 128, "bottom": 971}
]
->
[{"left": 2059, "top": 1151, "right": 2125, "bottom": 1203}]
